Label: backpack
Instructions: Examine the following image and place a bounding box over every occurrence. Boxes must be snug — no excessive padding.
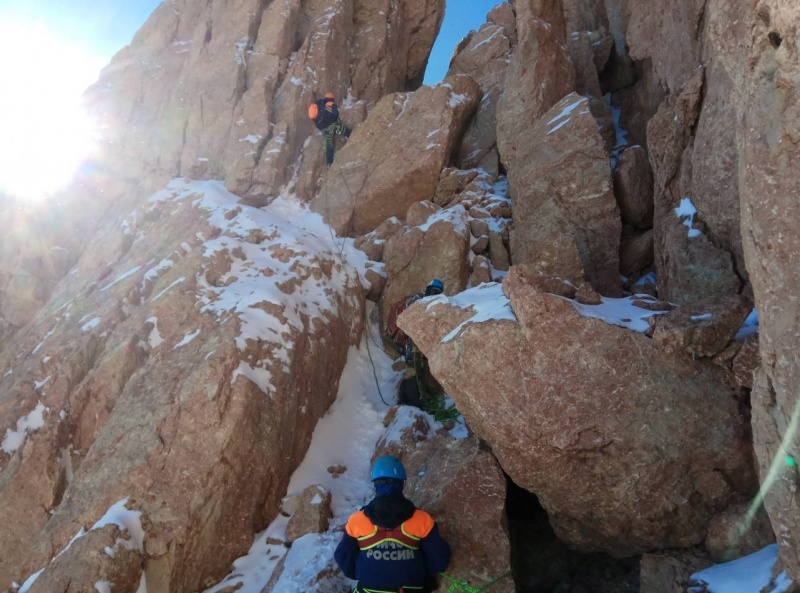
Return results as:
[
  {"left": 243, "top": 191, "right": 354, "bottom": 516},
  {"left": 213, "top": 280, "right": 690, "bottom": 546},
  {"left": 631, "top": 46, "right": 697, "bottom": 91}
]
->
[
  {"left": 385, "top": 294, "right": 421, "bottom": 349},
  {"left": 308, "top": 98, "right": 338, "bottom": 131}
]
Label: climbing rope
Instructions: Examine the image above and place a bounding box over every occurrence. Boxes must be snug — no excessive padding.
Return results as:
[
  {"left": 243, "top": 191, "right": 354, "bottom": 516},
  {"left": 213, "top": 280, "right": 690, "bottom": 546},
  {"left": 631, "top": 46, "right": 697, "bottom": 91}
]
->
[
  {"left": 319, "top": 153, "right": 390, "bottom": 407},
  {"left": 439, "top": 570, "right": 513, "bottom": 593},
  {"left": 363, "top": 305, "right": 390, "bottom": 407}
]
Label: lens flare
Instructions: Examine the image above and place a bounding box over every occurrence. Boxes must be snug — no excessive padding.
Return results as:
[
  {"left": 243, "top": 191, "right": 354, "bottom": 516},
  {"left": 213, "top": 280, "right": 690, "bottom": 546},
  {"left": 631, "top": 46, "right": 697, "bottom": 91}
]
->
[{"left": 0, "top": 17, "right": 105, "bottom": 201}]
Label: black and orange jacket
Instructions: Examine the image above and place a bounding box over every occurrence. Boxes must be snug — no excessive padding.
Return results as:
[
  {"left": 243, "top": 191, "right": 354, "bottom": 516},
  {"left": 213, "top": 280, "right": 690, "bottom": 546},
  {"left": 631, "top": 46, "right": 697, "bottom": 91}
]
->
[
  {"left": 308, "top": 97, "right": 340, "bottom": 131},
  {"left": 334, "top": 494, "right": 451, "bottom": 591}
]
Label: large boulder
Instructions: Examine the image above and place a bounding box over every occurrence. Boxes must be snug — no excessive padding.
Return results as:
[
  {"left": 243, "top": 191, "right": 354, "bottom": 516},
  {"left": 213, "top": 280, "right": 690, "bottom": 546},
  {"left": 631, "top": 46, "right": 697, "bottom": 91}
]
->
[
  {"left": 651, "top": 294, "right": 753, "bottom": 358},
  {"left": 310, "top": 75, "right": 480, "bottom": 235},
  {"left": 398, "top": 271, "right": 756, "bottom": 557},
  {"left": 739, "top": 0, "right": 800, "bottom": 580},
  {"left": 647, "top": 85, "right": 741, "bottom": 304},
  {"left": 705, "top": 501, "right": 775, "bottom": 563},
  {"left": 496, "top": 11, "right": 575, "bottom": 176},
  {"left": 24, "top": 520, "right": 144, "bottom": 593},
  {"left": 613, "top": 145, "right": 655, "bottom": 229},
  {"left": 689, "top": 62, "right": 745, "bottom": 276},
  {"left": 507, "top": 93, "right": 623, "bottom": 296},
  {"left": 380, "top": 206, "right": 470, "bottom": 324},
  {"left": 626, "top": 0, "right": 706, "bottom": 95},
  {"left": 0, "top": 181, "right": 364, "bottom": 590},
  {"left": 449, "top": 22, "right": 513, "bottom": 173}
]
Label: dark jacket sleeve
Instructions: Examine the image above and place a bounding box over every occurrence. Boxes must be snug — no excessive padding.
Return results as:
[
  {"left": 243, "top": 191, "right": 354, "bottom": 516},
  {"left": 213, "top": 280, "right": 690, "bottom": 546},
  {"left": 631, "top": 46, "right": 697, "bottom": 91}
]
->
[
  {"left": 334, "top": 531, "right": 359, "bottom": 580},
  {"left": 421, "top": 522, "right": 451, "bottom": 575}
]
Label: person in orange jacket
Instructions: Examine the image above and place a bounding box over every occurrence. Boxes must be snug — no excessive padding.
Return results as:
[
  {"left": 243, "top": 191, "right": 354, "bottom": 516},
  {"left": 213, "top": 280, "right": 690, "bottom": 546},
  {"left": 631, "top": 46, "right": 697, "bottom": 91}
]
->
[
  {"left": 334, "top": 456, "right": 451, "bottom": 593},
  {"left": 308, "top": 92, "right": 352, "bottom": 166}
]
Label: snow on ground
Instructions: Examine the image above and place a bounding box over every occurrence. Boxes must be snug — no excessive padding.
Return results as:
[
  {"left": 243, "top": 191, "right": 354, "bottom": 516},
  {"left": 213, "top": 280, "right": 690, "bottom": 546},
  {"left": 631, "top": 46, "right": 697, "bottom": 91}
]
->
[
  {"left": 416, "top": 204, "right": 468, "bottom": 235},
  {"left": 690, "top": 544, "right": 792, "bottom": 593},
  {"left": 172, "top": 328, "right": 201, "bottom": 350},
  {"left": 147, "top": 179, "right": 373, "bottom": 397},
  {"left": 570, "top": 294, "right": 671, "bottom": 333},
  {"left": 425, "top": 283, "right": 517, "bottom": 343},
  {"left": 8, "top": 177, "right": 772, "bottom": 591},
  {"left": 143, "top": 259, "right": 174, "bottom": 285},
  {"left": 204, "top": 325, "right": 401, "bottom": 593},
  {"left": 31, "top": 327, "right": 55, "bottom": 355}
]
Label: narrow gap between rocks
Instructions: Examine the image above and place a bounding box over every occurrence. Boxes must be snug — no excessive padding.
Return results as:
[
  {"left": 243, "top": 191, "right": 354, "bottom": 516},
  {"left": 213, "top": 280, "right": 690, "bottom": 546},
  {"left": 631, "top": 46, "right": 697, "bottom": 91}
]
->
[{"left": 506, "top": 475, "right": 639, "bottom": 593}]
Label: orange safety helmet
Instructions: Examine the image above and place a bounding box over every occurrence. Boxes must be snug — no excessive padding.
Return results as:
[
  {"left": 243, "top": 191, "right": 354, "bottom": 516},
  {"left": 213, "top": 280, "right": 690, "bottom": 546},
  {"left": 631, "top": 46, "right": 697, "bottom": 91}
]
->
[{"left": 324, "top": 92, "right": 335, "bottom": 100}]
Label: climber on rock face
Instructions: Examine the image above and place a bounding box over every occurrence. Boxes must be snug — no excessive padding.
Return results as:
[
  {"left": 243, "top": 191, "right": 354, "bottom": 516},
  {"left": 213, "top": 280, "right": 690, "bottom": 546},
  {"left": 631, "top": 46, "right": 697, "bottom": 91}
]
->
[
  {"left": 385, "top": 279, "right": 444, "bottom": 366},
  {"left": 308, "top": 92, "right": 352, "bottom": 167},
  {"left": 334, "top": 455, "right": 451, "bottom": 593}
]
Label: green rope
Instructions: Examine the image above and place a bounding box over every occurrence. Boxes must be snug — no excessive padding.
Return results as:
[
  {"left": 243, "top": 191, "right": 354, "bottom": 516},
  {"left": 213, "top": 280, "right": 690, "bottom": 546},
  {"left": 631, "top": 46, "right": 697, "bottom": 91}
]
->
[{"left": 439, "top": 570, "right": 513, "bottom": 593}]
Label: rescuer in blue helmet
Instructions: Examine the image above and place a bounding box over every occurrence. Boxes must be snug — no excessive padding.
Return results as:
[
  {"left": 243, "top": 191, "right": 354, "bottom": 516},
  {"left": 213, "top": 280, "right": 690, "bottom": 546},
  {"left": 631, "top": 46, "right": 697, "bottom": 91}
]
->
[
  {"left": 424, "top": 278, "right": 444, "bottom": 296},
  {"left": 334, "top": 455, "right": 451, "bottom": 592}
]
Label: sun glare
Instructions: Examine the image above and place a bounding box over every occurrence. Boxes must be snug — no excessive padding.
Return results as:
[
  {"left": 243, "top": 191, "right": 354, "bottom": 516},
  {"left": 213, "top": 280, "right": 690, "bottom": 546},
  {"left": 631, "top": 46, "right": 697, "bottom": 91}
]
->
[{"left": 0, "top": 17, "right": 105, "bottom": 202}]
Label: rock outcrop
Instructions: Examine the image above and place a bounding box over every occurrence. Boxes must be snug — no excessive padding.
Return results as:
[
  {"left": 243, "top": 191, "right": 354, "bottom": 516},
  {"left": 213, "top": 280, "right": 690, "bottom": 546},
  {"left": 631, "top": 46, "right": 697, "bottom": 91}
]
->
[
  {"left": 85, "top": 0, "right": 446, "bottom": 204},
  {"left": 449, "top": 16, "right": 514, "bottom": 174},
  {"left": 506, "top": 93, "right": 623, "bottom": 296},
  {"left": 4, "top": 0, "right": 800, "bottom": 587},
  {"left": 380, "top": 205, "right": 470, "bottom": 323},
  {"left": 310, "top": 75, "right": 480, "bottom": 236},
  {"left": 399, "top": 271, "right": 756, "bottom": 557},
  {"left": 739, "top": 0, "right": 800, "bottom": 579},
  {"left": 0, "top": 181, "right": 364, "bottom": 590}
]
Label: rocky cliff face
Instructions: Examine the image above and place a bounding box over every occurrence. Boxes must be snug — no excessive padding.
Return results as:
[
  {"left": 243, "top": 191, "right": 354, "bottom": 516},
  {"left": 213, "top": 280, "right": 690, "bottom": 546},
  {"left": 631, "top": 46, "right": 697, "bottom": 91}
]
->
[{"left": 2, "top": 0, "right": 800, "bottom": 591}]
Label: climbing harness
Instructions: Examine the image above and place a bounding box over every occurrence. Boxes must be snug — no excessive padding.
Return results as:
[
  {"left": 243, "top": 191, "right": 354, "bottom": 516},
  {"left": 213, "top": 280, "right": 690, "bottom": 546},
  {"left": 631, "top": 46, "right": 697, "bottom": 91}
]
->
[{"left": 439, "top": 570, "right": 513, "bottom": 593}]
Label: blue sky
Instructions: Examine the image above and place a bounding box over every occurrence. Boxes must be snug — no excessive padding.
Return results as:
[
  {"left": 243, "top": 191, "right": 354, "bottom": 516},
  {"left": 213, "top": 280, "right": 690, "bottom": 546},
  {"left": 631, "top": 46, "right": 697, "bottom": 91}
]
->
[
  {"left": 0, "top": 0, "right": 161, "bottom": 59},
  {"left": 425, "top": 0, "right": 504, "bottom": 83}
]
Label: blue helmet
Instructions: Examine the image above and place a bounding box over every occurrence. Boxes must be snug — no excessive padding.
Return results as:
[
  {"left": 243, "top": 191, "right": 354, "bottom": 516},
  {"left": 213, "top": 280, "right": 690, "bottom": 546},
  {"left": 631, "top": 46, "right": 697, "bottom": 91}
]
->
[
  {"left": 371, "top": 455, "right": 407, "bottom": 481},
  {"left": 425, "top": 278, "right": 444, "bottom": 296}
]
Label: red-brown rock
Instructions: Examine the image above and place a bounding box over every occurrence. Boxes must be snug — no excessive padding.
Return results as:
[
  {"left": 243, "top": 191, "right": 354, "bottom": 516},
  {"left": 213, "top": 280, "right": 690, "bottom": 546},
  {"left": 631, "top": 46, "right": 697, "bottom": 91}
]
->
[
  {"left": 732, "top": 335, "right": 759, "bottom": 391},
  {"left": 406, "top": 201, "right": 442, "bottom": 228},
  {"left": 705, "top": 501, "right": 775, "bottom": 563},
  {"left": 620, "top": 229, "right": 654, "bottom": 279},
  {"left": 471, "top": 256, "right": 493, "bottom": 286},
  {"left": 613, "top": 145, "right": 655, "bottom": 228},
  {"left": 449, "top": 22, "right": 512, "bottom": 172},
  {"left": 0, "top": 181, "right": 364, "bottom": 589},
  {"left": 651, "top": 294, "right": 753, "bottom": 358},
  {"left": 398, "top": 269, "right": 756, "bottom": 557},
  {"left": 496, "top": 13, "right": 575, "bottom": 178},
  {"left": 640, "top": 549, "right": 711, "bottom": 593},
  {"left": 648, "top": 97, "right": 740, "bottom": 305},
  {"left": 284, "top": 485, "right": 333, "bottom": 544},
  {"left": 25, "top": 523, "right": 144, "bottom": 593},
  {"left": 740, "top": 3, "right": 800, "bottom": 579},
  {"left": 380, "top": 206, "right": 470, "bottom": 327},
  {"left": 84, "top": 0, "right": 446, "bottom": 203},
  {"left": 310, "top": 75, "right": 480, "bottom": 235},
  {"left": 626, "top": 0, "right": 706, "bottom": 95},
  {"left": 506, "top": 93, "right": 623, "bottom": 296}
]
